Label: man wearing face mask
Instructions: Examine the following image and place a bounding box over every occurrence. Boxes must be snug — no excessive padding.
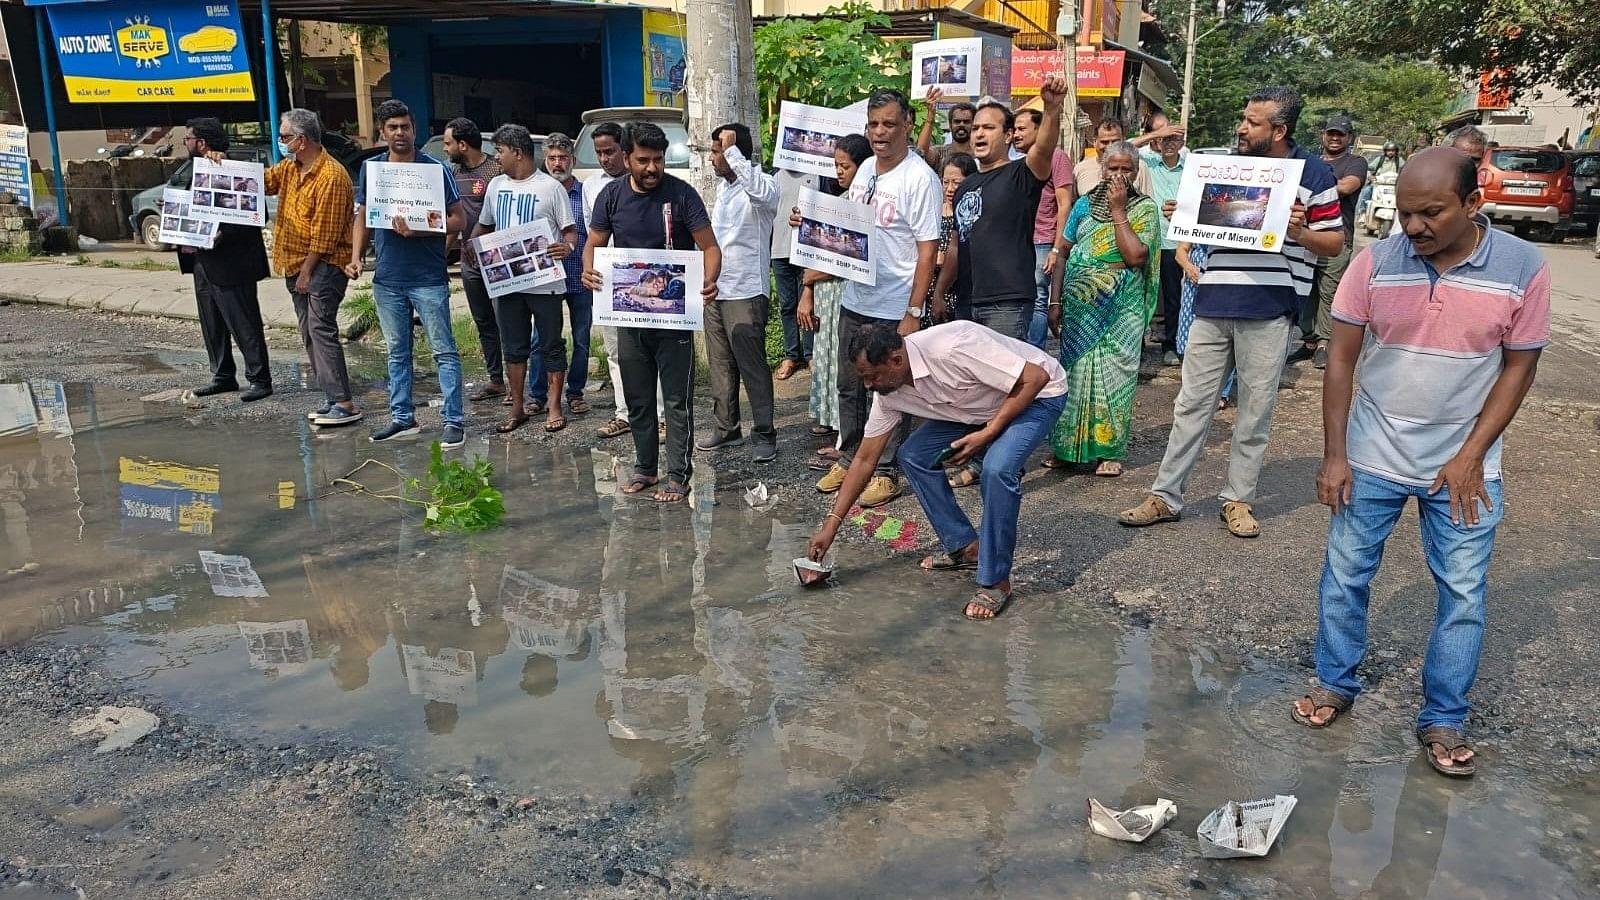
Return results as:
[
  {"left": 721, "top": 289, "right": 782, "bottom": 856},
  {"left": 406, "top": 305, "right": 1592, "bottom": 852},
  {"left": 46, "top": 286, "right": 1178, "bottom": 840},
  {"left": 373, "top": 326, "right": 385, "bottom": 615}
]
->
[{"left": 1121, "top": 86, "right": 1343, "bottom": 539}]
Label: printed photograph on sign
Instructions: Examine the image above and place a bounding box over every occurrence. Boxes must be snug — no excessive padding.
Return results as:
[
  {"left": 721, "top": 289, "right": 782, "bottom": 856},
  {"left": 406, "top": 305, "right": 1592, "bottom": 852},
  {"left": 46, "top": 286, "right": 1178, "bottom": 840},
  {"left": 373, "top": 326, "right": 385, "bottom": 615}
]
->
[
  {"left": 773, "top": 101, "right": 865, "bottom": 177},
  {"left": 593, "top": 247, "right": 705, "bottom": 331},
  {"left": 156, "top": 187, "right": 217, "bottom": 249},
  {"left": 1167, "top": 153, "right": 1306, "bottom": 252},
  {"left": 473, "top": 217, "right": 563, "bottom": 298},
  {"left": 911, "top": 38, "right": 983, "bottom": 96},
  {"left": 788, "top": 188, "right": 877, "bottom": 286},
  {"left": 485, "top": 264, "right": 512, "bottom": 285},
  {"left": 780, "top": 127, "right": 836, "bottom": 162},
  {"left": 189, "top": 157, "right": 266, "bottom": 227}
]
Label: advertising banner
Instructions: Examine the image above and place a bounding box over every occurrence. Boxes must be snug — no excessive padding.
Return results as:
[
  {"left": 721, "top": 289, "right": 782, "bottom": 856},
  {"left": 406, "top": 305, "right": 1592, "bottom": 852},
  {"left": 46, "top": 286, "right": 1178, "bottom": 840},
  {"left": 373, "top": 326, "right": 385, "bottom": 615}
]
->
[
  {"left": 45, "top": 0, "right": 255, "bottom": 104},
  {"left": 593, "top": 247, "right": 704, "bottom": 331},
  {"left": 1011, "top": 49, "right": 1126, "bottom": 98},
  {"left": 474, "top": 218, "right": 564, "bottom": 298},
  {"left": 0, "top": 124, "right": 30, "bottom": 212},
  {"left": 1168, "top": 153, "right": 1306, "bottom": 252},
  {"left": 790, "top": 188, "right": 875, "bottom": 286}
]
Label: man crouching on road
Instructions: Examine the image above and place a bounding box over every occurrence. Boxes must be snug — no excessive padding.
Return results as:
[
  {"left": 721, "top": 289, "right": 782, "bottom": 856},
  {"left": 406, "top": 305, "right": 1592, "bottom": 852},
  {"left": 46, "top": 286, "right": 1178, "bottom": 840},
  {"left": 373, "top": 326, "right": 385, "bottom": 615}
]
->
[
  {"left": 807, "top": 321, "right": 1067, "bottom": 620},
  {"left": 1291, "top": 147, "right": 1549, "bottom": 779}
]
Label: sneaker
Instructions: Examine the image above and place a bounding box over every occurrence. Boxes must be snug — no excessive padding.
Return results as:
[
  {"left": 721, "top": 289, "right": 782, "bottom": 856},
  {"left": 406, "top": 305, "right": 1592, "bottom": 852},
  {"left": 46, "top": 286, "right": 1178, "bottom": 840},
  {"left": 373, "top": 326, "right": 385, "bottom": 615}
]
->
[
  {"left": 240, "top": 384, "right": 273, "bottom": 403},
  {"left": 1312, "top": 343, "right": 1330, "bottom": 369},
  {"left": 696, "top": 431, "right": 744, "bottom": 452},
  {"left": 370, "top": 420, "right": 420, "bottom": 443},
  {"left": 752, "top": 437, "right": 777, "bottom": 464},
  {"left": 1162, "top": 350, "right": 1181, "bottom": 367},
  {"left": 440, "top": 425, "right": 465, "bottom": 450},
  {"left": 192, "top": 380, "right": 239, "bottom": 397},
  {"left": 815, "top": 463, "right": 848, "bottom": 494},
  {"left": 859, "top": 475, "right": 901, "bottom": 508},
  {"left": 313, "top": 406, "right": 364, "bottom": 428},
  {"left": 1118, "top": 495, "right": 1180, "bottom": 527},
  {"left": 1220, "top": 501, "right": 1261, "bottom": 538}
]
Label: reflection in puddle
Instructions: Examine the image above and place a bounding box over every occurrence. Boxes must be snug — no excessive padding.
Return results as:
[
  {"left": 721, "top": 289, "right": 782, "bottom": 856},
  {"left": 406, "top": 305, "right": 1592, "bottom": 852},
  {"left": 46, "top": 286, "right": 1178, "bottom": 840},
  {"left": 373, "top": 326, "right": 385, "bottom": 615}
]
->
[{"left": 1, "top": 382, "right": 1596, "bottom": 897}]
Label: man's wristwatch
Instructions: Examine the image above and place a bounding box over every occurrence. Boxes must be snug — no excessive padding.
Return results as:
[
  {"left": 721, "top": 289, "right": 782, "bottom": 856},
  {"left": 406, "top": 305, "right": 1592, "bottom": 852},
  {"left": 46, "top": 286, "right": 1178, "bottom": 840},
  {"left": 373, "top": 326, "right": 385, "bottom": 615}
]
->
[{"left": 906, "top": 305, "right": 926, "bottom": 318}]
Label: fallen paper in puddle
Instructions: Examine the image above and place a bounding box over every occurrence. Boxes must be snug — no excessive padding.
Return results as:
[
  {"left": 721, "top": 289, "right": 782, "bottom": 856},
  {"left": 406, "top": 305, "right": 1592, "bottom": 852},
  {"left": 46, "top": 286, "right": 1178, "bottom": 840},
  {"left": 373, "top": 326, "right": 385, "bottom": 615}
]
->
[
  {"left": 70, "top": 706, "right": 160, "bottom": 753},
  {"left": 793, "top": 557, "right": 834, "bottom": 588},
  {"left": 1087, "top": 797, "right": 1177, "bottom": 842},
  {"left": 744, "top": 482, "right": 775, "bottom": 510},
  {"left": 1197, "top": 794, "right": 1297, "bottom": 858}
]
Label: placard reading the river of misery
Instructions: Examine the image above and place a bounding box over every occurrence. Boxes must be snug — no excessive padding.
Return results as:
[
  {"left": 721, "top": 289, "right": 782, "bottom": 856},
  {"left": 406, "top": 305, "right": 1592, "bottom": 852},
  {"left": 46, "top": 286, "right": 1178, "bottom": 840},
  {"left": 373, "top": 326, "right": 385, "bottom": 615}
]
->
[
  {"left": 1168, "top": 153, "right": 1305, "bottom": 252},
  {"left": 363, "top": 161, "right": 448, "bottom": 232},
  {"left": 155, "top": 188, "right": 217, "bottom": 249},
  {"left": 911, "top": 38, "right": 983, "bottom": 97},
  {"left": 474, "top": 218, "right": 564, "bottom": 298},
  {"left": 774, "top": 101, "right": 865, "bottom": 177},
  {"left": 790, "top": 188, "right": 876, "bottom": 286},
  {"left": 593, "top": 247, "right": 705, "bottom": 332},
  {"left": 189, "top": 157, "right": 265, "bottom": 227}
]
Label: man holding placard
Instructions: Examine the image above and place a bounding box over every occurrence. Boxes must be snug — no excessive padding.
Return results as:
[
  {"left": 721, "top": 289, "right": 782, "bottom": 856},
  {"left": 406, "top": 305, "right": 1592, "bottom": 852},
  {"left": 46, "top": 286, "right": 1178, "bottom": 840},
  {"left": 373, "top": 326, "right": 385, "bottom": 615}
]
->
[
  {"left": 180, "top": 118, "right": 271, "bottom": 403},
  {"left": 349, "top": 99, "right": 467, "bottom": 449},
  {"left": 1121, "top": 86, "right": 1343, "bottom": 539}
]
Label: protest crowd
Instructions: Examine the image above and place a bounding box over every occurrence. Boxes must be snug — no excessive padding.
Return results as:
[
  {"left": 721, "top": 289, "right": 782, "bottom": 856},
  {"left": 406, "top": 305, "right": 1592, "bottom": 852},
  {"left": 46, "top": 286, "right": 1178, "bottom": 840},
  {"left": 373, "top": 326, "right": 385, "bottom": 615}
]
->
[{"left": 173, "top": 72, "right": 1549, "bottom": 780}]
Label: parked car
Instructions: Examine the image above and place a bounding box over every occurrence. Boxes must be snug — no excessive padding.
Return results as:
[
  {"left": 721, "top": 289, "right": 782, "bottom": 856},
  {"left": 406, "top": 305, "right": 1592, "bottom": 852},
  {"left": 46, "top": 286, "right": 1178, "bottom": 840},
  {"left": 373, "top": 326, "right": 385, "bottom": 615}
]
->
[
  {"left": 1566, "top": 150, "right": 1600, "bottom": 236},
  {"left": 1477, "top": 146, "right": 1575, "bottom": 243},
  {"left": 572, "top": 107, "right": 690, "bottom": 184}
]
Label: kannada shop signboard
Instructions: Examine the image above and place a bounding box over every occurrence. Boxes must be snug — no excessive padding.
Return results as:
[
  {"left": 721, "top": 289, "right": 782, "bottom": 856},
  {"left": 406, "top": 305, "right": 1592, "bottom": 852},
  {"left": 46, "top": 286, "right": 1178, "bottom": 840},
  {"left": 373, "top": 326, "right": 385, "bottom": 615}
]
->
[
  {"left": 1011, "top": 49, "right": 1126, "bottom": 99},
  {"left": 42, "top": 0, "right": 255, "bottom": 104}
]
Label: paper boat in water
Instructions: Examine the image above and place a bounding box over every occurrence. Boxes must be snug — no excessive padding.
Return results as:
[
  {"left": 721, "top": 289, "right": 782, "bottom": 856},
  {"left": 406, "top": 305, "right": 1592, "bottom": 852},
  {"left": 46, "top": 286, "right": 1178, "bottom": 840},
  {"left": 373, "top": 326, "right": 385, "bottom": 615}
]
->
[
  {"left": 1197, "top": 794, "right": 1298, "bottom": 858},
  {"left": 1087, "top": 798, "right": 1177, "bottom": 842}
]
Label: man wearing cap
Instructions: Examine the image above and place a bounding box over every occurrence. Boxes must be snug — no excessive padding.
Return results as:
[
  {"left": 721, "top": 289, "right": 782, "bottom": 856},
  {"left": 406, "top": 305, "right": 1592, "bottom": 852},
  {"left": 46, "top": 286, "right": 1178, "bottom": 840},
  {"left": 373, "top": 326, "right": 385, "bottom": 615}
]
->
[{"left": 1293, "top": 114, "right": 1368, "bottom": 369}]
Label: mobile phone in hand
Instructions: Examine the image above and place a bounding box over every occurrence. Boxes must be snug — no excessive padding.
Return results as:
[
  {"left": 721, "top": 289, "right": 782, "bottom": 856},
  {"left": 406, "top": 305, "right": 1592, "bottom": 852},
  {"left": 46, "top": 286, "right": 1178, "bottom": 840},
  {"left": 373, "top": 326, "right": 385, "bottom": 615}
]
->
[{"left": 932, "top": 444, "right": 957, "bottom": 466}]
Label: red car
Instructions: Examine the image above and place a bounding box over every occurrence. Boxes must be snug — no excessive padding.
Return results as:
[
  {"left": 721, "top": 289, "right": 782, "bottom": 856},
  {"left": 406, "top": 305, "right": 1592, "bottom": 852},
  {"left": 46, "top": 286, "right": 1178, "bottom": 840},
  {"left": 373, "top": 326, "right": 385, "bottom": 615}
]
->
[{"left": 1477, "top": 146, "right": 1575, "bottom": 242}]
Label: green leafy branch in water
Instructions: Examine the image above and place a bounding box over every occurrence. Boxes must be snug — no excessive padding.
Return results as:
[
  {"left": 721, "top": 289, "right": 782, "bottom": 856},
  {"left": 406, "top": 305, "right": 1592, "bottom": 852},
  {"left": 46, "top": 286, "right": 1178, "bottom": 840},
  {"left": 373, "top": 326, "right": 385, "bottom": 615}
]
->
[{"left": 332, "top": 442, "right": 504, "bottom": 532}]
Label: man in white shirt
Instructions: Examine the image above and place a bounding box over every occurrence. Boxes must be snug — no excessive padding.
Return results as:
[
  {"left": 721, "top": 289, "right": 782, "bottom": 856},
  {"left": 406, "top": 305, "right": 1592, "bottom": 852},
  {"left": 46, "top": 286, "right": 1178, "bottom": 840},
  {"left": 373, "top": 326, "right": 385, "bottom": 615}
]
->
[
  {"left": 585, "top": 122, "right": 665, "bottom": 441},
  {"left": 809, "top": 87, "right": 943, "bottom": 508},
  {"left": 698, "top": 123, "right": 781, "bottom": 462}
]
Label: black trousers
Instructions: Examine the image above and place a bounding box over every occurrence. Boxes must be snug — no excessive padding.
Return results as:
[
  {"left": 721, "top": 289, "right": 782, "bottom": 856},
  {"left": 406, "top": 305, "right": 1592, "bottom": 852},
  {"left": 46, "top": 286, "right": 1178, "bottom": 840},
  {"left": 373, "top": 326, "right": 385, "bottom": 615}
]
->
[
  {"left": 1158, "top": 249, "right": 1183, "bottom": 352},
  {"left": 194, "top": 265, "right": 270, "bottom": 387},
  {"left": 460, "top": 267, "right": 504, "bottom": 383},
  {"left": 617, "top": 326, "right": 695, "bottom": 485}
]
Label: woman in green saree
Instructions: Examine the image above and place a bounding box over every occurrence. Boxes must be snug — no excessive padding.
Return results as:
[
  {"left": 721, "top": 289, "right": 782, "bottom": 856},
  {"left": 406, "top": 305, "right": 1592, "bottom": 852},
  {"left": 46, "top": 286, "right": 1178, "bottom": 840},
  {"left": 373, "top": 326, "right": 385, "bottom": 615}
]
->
[{"left": 1046, "top": 140, "right": 1161, "bottom": 477}]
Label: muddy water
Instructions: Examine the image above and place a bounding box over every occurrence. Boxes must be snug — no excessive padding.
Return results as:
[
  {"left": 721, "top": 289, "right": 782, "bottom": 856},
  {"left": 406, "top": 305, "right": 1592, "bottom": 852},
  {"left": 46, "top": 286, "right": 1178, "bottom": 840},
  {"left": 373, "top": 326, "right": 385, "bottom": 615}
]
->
[{"left": 2, "top": 383, "right": 1596, "bottom": 898}]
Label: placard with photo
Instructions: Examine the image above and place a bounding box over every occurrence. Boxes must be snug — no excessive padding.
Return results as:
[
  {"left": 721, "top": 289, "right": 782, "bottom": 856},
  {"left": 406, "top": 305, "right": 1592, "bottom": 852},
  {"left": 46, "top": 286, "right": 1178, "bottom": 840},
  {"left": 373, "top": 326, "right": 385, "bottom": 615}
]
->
[
  {"left": 364, "top": 160, "right": 449, "bottom": 232},
  {"left": 474, "top": 218, "right": 564, "bottom": 298},
  {"left": 773, "top": 101, "right": 866, "bottom": 177},
  {"left": 593, "top": 247, "right": 705, "bottom": 331},
  {"left": 790, "top": 188, "right": 876, "bottom": 286},
  {"left": 1168, "top": 153, "right": 1306, "bottom": 252},
  {"left": 911, "top": 38, "right": 983, "bottom": 96},
  {"left": 156, "top": 188, "right": 218, "bottom": 249},
  {"left": 189, "top": 157, "right": 266, "bottom": 227}
]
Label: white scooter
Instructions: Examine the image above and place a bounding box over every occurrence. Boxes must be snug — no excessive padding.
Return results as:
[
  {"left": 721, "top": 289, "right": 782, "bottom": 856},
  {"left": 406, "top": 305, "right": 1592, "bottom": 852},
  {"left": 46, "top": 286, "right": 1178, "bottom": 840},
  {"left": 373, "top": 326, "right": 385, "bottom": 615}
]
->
[{"left": 1361, "top": 171, "right": 1398, "bottom": 238}]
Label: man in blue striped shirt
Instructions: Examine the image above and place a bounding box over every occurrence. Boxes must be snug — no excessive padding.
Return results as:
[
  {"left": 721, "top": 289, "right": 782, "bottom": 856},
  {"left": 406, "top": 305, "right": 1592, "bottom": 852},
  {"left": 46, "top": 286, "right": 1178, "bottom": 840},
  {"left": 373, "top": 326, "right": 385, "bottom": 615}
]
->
[{"left": 1121, "top": 86, "right": 1344, "bottom": 539}]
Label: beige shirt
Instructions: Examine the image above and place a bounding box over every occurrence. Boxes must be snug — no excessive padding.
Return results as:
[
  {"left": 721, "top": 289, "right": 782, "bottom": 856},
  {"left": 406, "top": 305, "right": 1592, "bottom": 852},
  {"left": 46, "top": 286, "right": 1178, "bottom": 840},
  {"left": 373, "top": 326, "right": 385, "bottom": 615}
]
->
[
  {"left": 1074, "top": 156, "right": 1154, "bottom": 197},
  {"left": 863, "top": 322, "right": 1067, "bottom": 438}
]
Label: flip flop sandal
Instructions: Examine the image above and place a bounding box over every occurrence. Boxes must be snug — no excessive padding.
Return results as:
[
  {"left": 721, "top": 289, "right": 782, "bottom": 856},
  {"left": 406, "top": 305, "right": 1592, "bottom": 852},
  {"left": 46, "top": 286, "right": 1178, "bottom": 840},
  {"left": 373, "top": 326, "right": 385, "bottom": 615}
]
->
[
  {"left": 810, "top": 425, "right": 837, "bottom": 436},
  {"left": 1290, "top": 686, "right": 1351, "bottom": 728},
  {"left": 921, "top": 550, "right": 978, "bottom": 571},
  {"left": 621, "top": 474, "right": 658, "bottom": 495},
  {"left": 652, "top": 481, "right": 690, "bottom": 504},
  {"left": 597, "top": 418, "right": 631, "bottom": 439},
  {"left": 1417, "top": 726, "right": 1477, "bottom": 777},
  {"left": 567, "top": 396, "right": 591, "bottom": 415},
  {"left": 496, "top": 415, "right": 530, "bottom": 434},
  {"left": 1095, "top": 461, "right": 1124, "bottom": 477},
  {"left": 964, "top": 589, "right": 1013, "bottom": 620},
  {"left": 806, "top": 457, "right": 836, "bottom": 472},
  {"left": 1041, "top": 457, "right": 1074, "bottom": 470},
  {"left": 469, "top": 385, "right": 506, "bottom": 402},
  {"left": 545, "top": 416, "right": 568, "bottom": 433},
  {"left": 947, "top": 468, "right": 979, "bottom": 489}
]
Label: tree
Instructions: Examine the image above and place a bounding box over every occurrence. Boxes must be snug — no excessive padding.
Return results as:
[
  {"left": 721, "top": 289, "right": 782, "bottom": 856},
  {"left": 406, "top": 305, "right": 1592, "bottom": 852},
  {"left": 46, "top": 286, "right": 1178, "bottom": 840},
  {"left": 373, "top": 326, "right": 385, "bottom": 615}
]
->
[
  {"left": 1308, "top": 59, "right": 1458, "bottom": 150},
  {"left": 752, "top": 2, "right": 908, "bottom": 163},
  {"left": 1301, "top": 0, "right": 1600, "bottom": 104}
]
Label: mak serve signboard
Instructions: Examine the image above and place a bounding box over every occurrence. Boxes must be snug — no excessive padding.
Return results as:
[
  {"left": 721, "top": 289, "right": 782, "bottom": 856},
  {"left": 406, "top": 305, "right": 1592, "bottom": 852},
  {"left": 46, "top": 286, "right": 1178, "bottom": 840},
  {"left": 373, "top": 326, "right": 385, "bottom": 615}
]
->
[{"left": 37, "top": 0, "right": 254, "bottom": 103}]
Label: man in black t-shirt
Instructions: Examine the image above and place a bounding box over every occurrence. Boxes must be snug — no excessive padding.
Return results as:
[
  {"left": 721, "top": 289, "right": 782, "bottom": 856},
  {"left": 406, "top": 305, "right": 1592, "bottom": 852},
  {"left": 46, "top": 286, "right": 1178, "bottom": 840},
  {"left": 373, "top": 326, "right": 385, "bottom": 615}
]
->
[
  {"left": 582, "top": 123, "right": 723, "bottom": 504},
  {"left": 1296, "top": 114, "right": 1368, "bottom": 368},
  {"left": 936, "top": 77, "right": 1067, "bottom": 344}
]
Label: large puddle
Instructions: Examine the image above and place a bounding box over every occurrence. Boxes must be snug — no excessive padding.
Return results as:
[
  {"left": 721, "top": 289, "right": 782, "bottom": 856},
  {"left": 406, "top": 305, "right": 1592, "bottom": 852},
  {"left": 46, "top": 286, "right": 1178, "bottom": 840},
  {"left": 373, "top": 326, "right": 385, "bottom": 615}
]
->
[{"left": 2, "top": 381, "right": 1597, "bottom": 897}]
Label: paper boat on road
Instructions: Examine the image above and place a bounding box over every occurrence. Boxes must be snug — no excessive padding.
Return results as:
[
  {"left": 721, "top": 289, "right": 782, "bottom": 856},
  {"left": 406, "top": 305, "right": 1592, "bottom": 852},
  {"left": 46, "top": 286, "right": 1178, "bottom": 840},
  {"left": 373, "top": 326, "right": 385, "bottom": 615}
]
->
[
  {"left": 1087, "top": 797, "right": 1177, "bottom": 842},
  {"left": 1197, "top": 794, "right": 1298, "bottom": 858}
]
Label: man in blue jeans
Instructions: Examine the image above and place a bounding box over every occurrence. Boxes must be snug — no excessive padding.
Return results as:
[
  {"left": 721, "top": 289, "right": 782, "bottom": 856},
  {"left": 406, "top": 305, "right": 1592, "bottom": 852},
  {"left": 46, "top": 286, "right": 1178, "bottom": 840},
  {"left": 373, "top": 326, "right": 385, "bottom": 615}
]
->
[
  {"left": 807, "top": 321, "right": 1066, "bottom": 621},
  {"left": 526, "top": 133, "right": 593, "bottom": 415},
  {"left": 349, "top": 99, "right": 466, "bottom": 448},
  {"left": 1292, "top": 148, "right": 1550, "bottom": 778}
]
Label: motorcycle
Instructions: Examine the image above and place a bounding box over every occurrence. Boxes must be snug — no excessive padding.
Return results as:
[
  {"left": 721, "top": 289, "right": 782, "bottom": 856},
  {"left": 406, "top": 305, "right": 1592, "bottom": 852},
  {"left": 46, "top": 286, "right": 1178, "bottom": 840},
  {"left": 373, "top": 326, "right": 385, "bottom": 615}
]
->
[{"left": 1361, "top": 171, "right": 1398, "bottom": 238}]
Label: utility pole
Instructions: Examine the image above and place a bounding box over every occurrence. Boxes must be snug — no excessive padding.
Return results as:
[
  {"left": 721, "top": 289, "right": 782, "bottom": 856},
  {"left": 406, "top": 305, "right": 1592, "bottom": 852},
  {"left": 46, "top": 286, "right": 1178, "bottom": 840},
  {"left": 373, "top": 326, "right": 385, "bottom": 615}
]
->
[
  {"left": 1057, "top": 2, "right": 1080, "bottom": 161},
  {"left": 683, "top": 0, "right": 759, "bottom": 205},
  {"left": 1180, "top": 0, "right": 1196, "bottom": 127}
]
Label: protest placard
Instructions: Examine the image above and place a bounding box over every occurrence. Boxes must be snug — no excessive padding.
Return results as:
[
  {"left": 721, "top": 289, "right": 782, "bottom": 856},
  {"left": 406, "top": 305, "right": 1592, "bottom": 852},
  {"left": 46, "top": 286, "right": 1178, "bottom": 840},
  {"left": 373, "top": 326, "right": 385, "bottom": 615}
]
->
[
  {"left": 189, "top": 157, "right": 265, "bottom": 227},
  {"left": 790, "top": 188, "right": 875, "bottom": 286},
  {"left": 363, "top": 160, "right": 448, "bottom": 232},
  {"left": 475, "top": 218, "right": 564, "bottom": 298},
  {"left": 912, "top": 38, "right": 983, "bottom": 96},
  {"left": 593, "top": 247, "right": 705, "bottom": 331},
  {"left": 1168, "top": 153, "right": 1306, "bottom": 252},
  {"left": 156, "top": 188, "right": 217, "bottom": 249},
  {"left": 774, "top": 101, "right": 865, "bottom": 177}
]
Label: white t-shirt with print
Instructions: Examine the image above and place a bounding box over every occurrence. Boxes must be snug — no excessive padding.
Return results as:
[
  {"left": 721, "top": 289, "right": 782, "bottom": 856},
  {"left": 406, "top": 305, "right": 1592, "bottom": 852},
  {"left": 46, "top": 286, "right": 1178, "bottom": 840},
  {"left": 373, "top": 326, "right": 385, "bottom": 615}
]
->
[
  {"left": 479, "top": 170, "right": 574, "bottom": 295},
  {"left": 841, "top": 153, "right": 943, "bottom": 320}
]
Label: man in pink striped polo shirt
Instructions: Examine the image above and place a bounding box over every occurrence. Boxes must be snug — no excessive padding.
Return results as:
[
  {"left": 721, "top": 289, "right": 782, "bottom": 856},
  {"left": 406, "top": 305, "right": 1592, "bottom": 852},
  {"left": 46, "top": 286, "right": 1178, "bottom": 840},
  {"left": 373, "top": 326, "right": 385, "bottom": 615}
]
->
[{"left": 1292, "top": 148, "right": 1550, "bottom": 779}]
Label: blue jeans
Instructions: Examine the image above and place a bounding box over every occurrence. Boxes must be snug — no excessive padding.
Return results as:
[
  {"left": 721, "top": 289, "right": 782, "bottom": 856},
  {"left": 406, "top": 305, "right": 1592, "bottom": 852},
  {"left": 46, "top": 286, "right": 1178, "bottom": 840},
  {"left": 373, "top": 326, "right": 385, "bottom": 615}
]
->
[
  {"left": 1315, "top": 469, "right": 1504, "bottom": 731},
  {"left": 1027, "top": 243, "right": 1052, "bottom": 348},
  {"left": 373, "top": 281, "right": 463, "bottom": 428},
  {"left": 529, "top": 291, "right": 594, "bottom": 403},
  {"left": 896, "top": 392, "right": 1066, "bottom": 587},
  {"left": 772, "top": 257, "right": 812, "bottom": 362}
]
